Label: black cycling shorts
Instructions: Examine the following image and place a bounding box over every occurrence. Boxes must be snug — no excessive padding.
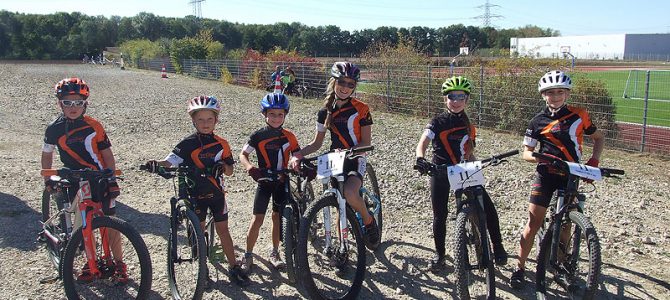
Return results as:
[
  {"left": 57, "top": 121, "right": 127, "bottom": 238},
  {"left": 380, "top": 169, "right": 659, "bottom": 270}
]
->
[
  {"left": 253, "top": 181, "right": 287, "bottom": 215},
  {"left": 529, "top": 165, "right": 569, "bottom": 208},
  {"left": 192, "top": 195, "right": 229, "bottom": 223}
]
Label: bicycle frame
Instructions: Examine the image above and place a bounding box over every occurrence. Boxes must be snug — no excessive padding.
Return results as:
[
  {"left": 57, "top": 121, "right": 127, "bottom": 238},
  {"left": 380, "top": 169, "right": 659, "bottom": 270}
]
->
[
  {"left": 41, "top": 169, "right": 121, "bottom": 279},
  {"left": 319, "top": 175, "right": 349, "bottom": 255}
]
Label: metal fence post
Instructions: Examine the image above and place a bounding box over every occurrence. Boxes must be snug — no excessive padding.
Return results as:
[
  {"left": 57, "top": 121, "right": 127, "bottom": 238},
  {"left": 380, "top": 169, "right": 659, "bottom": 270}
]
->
[
  {"left": 386, "top": 66, "right": 391, "bottom": 105},
  {"left": 479, "top": 65, "right": 484, "bottom": 126},
  {"left": 640, "top": 70, "right": 651, "bottom": 152},
  {"left": 427, "top": 65, "right": 432, "bottom": 116}
]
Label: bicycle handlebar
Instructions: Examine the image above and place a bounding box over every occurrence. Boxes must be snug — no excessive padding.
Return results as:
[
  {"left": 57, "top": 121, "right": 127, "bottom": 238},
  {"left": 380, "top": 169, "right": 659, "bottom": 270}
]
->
[
  {"left": 531, "top": 152, "right": 625, "bottom": 177},
  {"left": 420, "top": 150, "right": 518, "bottom": 177},
  {"left": 302, "top": 146, "right": 375, "bottom": 163},
  {"left": 481, "top": 150, "right": 519, "bottom": 164},
  {"left": 41, "top": 168, "right": 122, "bottom": 178}
]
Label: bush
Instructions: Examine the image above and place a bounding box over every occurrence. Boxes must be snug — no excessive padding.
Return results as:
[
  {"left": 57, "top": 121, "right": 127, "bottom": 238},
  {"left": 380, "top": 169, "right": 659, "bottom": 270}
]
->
[
  {"left": 220, "top": 66, "right": 234, "bottom": 84},
  {"left": 249, "top": 68, "right": 265, "bottom": 89}
]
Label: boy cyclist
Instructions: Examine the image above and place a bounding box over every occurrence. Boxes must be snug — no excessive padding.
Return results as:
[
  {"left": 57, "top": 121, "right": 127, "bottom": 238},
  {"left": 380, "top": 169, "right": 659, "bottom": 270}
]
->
[
  {"left": 510, "top": 70, "right": 604, "bottom": 289},
  {"left": 414, "top": 76, "right": 507, "bottom": 271},
  {"left": 144, "top": 95, "right": 250, "bottom": 286},
  {"left": 41, "top": 77, "right": 126, "bottom": 283},
  {"left": 239, "top": 93, "right": 302, "bottom": 273}
]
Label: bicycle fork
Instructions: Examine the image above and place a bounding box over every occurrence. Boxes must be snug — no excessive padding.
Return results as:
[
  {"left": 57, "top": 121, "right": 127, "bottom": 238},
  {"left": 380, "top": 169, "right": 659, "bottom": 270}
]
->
[{"left": 321, "top": 179, "right": 349, "bottom": 256}]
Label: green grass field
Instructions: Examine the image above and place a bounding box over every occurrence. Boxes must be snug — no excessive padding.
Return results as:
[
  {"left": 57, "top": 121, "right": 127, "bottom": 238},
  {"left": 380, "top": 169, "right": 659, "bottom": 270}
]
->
[{"left": 579, "top": 70, "right": 670, "bottom": 127}]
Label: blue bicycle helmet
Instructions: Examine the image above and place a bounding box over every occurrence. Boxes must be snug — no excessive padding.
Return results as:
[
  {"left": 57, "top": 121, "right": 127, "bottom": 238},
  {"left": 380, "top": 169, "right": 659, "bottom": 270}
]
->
[{"left": 260, "top": 93, "right": 290, "bottom": 113}]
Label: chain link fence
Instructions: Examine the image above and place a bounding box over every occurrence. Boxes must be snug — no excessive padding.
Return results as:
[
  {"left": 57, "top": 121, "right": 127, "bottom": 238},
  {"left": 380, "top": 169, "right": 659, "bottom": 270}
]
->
[{"left": 134, "top": 58, "right": 670, "bottom": 155}]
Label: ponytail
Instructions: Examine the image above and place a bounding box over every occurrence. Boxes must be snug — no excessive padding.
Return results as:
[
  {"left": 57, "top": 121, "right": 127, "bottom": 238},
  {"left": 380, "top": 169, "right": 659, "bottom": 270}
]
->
[{"left": 323, "top": 78, "right": 337, "bottom": 129}]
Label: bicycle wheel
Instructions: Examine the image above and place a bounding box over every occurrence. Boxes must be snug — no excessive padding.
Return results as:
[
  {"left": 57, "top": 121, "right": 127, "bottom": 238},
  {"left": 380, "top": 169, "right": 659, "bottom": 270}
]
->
[
  {"left": 536, "top": 211, "right": 601, "bottom": 300},
  {"left": 453, "top": 211, "right": 496, "bottom": 299},
  {"left": 296, "top": 194, "right": 366, "bottom": 300},
  {"left": 362, "top": 163, "right": 382, "bottom": 250},
  {"left": 282, "top": 206, "right": 298, "bottom": 283},
  {"left": 41, "top": 188, "right": 68, "bottom": 273},
  {"left": 168, "top": 209, "right": 208, "bottom": 300},
  {"left": 61, "top": 216, "right": 152, "bottom": 299}
]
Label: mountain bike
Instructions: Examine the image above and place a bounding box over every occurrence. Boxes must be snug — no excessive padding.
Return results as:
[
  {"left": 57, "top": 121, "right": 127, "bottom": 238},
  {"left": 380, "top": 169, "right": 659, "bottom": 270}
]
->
[
  {"left": 295, "top": 146, "right": 381, "bottom": 300},
  {"left": 140, "top": 164, "right": 212, "bottom": 300},
  {"left": 41, "top": 168, "right": 152, "bottom": 299},
  {"left": 532, "top": 153, "right": 624, "bottom": 300},
  {"left": 418, "top": 150, "right": 518, "bottom": 299}
]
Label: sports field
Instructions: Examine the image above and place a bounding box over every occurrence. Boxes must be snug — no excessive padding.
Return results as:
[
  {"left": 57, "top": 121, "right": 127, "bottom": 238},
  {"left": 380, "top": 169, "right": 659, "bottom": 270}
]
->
[{"left": 579, "top": 69, "right": 670, "bottom": 127}]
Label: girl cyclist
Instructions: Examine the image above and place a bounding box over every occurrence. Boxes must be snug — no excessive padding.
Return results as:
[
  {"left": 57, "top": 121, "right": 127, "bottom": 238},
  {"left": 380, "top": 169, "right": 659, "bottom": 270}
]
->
[
  {"left": 294, "top": 61, "right": 380, "bottom": 247},
  {"left": 509, "top": 70, "right": 604, "bottom": 289},
  {"left": 414, "top": 76, "right": 507, "bottom": 271}
]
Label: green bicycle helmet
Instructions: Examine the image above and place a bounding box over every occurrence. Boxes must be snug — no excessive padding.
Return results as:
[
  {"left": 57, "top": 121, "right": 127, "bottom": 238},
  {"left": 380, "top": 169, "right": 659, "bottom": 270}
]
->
[{"left": 441, "top": 76, "right": 471, "bottom": 95}]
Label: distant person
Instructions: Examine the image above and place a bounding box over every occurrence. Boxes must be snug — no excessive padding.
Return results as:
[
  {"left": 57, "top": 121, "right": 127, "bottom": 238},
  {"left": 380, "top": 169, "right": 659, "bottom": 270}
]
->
[{"left": 283, "top": 66, "right": 297, "bottom": 94}]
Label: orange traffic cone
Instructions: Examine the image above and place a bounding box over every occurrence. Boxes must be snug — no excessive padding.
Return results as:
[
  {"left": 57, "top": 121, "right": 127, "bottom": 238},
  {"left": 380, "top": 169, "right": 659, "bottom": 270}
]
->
[
  {"left": 273, "top": 75, "right": 283, "bottom": 94},
  {"left": 161, "top": 64, "right": 168, "bottom": 78}
]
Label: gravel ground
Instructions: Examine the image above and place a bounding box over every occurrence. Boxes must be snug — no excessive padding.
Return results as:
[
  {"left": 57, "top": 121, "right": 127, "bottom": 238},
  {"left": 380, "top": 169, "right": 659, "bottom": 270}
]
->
[{"left": 0, "top": 63, "right": 668, "bottom": 299}]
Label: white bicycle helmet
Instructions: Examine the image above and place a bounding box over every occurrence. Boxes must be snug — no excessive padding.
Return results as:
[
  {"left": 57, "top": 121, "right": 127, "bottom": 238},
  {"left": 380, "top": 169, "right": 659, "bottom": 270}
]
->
[
  {"left": 538, "top": 70, "right": 572, "bottom": 93},
  {"left": 187, "top": 95, "right": 221, "bottom": 115}
]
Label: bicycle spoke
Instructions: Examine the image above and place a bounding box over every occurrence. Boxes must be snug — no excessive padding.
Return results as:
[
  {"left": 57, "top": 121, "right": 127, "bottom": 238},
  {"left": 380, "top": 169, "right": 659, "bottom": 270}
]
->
[{"left": 62, "top": 217, "right": 151, "bottom": 299}]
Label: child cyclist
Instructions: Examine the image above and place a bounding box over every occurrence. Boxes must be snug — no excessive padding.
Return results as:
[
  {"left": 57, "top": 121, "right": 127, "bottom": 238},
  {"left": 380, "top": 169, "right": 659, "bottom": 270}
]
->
[
  {"left": 41, "top": 77, "right": 126, "bottom": 283},
  {"left": 295, "top": 61, "right": 380, "bottom": 247},
  {"left": 143, "top": 95, "right": 250, "bottom": 286},
  {"left": 239, "top": 93, "right": 302, "bottom": 273},
  {"left": 509, "top": 70, "right": 604, "bottom": 289},
  {"left": 413, "top": 76, "right": 507, "bottom": 271}
]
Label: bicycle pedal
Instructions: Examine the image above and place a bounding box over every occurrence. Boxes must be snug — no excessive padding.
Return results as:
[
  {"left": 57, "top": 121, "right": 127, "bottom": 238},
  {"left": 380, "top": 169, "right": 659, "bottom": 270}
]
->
[{"left": 554, "top": 274, "right": 578, "bottom": 293}]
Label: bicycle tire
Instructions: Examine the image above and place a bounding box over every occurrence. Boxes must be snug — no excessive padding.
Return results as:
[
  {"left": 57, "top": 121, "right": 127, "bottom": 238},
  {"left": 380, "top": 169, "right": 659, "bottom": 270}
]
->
[
  {"left": 362, "top": 163, "right": 382, "bottom": 250},
  {"left": 535, "top": 211, "right": 601, "bottom": 300},
  {"left": 41, "top": 188, "right": 67, "bottom": 273},
  {"left": 282, "top": 206, "right": 298, "bottom": 284},
  {"left": 296, "top": 194, "right": 366, "bottom": 300},
  {"left": 453, "top": 211, "right": 496, "bottom": 299},
  {"left": 168, "top": 208, "right": 208, "bottom": 300},
  {"left": 61, "top": 216, "right": 152, "bottom": 299}
]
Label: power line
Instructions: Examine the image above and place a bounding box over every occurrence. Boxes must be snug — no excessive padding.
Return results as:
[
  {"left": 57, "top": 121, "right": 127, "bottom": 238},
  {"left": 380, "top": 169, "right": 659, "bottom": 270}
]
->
[{"left": 473, "top": 0, "right": 502, "bottom": 28}]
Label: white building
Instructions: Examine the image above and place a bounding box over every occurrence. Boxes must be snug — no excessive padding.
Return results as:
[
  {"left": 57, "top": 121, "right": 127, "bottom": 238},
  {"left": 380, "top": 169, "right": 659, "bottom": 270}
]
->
[{"left": 510, "top": 34, "right": 670, "bottom": 60}]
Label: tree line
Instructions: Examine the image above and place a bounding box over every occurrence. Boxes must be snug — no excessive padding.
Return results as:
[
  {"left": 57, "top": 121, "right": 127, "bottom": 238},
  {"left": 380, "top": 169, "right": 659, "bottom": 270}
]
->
[{"left": 0, "top": 10, "right": 559, "bottom": 60}]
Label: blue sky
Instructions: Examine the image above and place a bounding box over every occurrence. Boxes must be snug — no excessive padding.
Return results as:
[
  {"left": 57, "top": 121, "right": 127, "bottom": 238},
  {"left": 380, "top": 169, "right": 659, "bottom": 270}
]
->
[{"left": 3, "top": 0, "right": 669, "bottom": 36}]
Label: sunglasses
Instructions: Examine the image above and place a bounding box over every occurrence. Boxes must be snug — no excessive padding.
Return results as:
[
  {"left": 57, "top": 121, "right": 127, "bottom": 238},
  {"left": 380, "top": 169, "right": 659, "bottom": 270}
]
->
[
  {"left": 336, "top": 80, "right": 356, "bottom": 89},
  {"left": 446, "top": 94, "right": 468, "bottom": 101},
  {"left": 60, "top": 100, "right": 87, "bottom": 107}
]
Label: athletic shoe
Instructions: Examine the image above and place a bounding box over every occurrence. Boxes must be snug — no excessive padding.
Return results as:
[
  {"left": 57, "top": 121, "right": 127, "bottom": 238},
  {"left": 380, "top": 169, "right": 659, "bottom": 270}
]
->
[
  {"left": 510, "top": 268, "right": 525, "bottom": 290},
  {"left": 269, "top": 249, "right": 285, "bottom": 269}
]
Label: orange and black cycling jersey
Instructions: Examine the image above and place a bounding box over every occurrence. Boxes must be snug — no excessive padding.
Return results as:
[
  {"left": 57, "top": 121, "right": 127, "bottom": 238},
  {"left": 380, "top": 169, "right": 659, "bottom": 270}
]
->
[
  {"left": 241, "top": 126, "right": 301, "bottom": 170},
  {"left": 423, "top": 111, "right": 476, "bottom": 166},
  {"left": 524, "top": 105, "right": 597, "bottom": 163},
  {"left": 316, "top": 98, "right": 373, "bottom": 150},
  {"left": 165, "top": 132, "right": 235, "bottom": 197},
  {"left": 43, "top": 115, "right": 112, "bottom": 170}
]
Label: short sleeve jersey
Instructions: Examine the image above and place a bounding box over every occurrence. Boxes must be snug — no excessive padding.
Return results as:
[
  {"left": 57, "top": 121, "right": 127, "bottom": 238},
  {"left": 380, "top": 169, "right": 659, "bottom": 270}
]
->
[
  {"left": 316, "top": 98, "right": 373, "bottom": 150},
  {"left": 423, "top": 111, "right": 477, "bottom": 166},
  {"left": 43, "top": 115, "right": 112, "bottom": 170},
  {"left": 241, "top": 126, "right": 301, "bottom": 170},
  {"left": 165, "top": 132, "right": 235, "bottom": 192},
  {"left": 524, "top": 105, "right": 597, "bottom": 163}
]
